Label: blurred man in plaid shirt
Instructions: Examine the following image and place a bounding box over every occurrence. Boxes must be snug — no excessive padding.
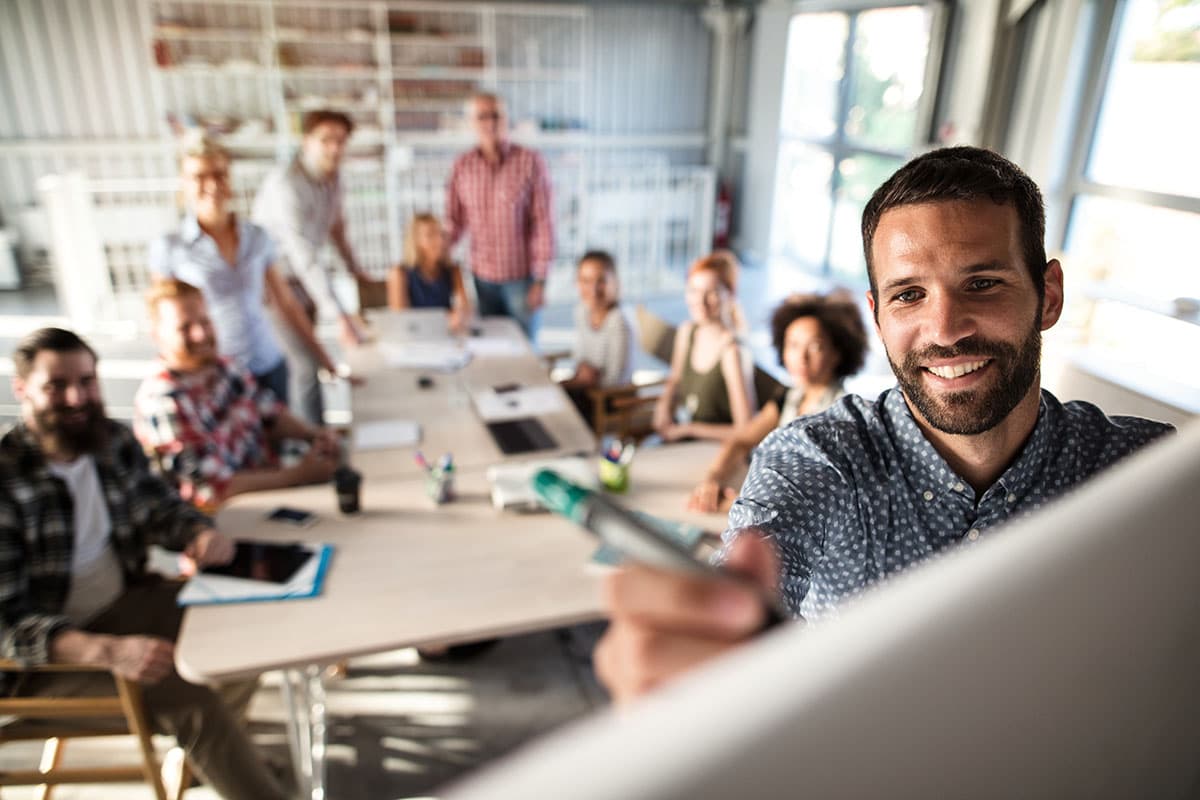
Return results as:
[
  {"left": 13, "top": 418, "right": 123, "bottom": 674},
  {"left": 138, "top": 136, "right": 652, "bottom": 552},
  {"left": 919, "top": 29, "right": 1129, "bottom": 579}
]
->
[
  {"left": 445, "top": 92, "right": 556, "bottom": 341},
  {"left": 134, "top": 278, "right": 339, "bottom": 512}
]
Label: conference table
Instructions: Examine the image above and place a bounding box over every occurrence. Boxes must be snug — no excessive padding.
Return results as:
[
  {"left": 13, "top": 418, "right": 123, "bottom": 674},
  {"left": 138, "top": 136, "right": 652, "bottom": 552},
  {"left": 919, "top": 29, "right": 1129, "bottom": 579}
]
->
[{"left": 173, "top": 310, "right": 733, "bottom": 799}]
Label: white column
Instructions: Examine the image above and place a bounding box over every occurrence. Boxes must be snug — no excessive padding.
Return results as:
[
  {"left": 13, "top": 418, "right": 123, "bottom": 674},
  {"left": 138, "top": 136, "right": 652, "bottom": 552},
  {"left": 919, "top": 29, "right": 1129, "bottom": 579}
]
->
[{"left": 37, "top": 172, "right": 116, "bottom": 332}]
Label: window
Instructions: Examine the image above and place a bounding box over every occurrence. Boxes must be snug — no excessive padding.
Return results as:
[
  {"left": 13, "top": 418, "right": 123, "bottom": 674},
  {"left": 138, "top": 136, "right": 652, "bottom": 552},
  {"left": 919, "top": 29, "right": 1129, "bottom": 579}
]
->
[
  {"left": 770, "top": 4, "right": 944, "bottom": 285},
  {"left": 1060, "top": 0, "right": 1200, "bottom": 393}
]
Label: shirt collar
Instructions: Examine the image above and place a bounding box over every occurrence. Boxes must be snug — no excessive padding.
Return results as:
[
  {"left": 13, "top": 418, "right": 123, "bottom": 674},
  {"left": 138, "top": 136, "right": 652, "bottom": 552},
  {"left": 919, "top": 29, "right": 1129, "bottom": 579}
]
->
[
  {"left": 180, "top": 214, "right": 204, "bottom": 244},
  {"left": 474, "top": 141, "right": 513, "bottom": 164},
  {"left": 181, "top": 213, "right": 243, "bottom": 245},
  {"left": 883, "top": 387, "right": 1058, "bottom": 502}
]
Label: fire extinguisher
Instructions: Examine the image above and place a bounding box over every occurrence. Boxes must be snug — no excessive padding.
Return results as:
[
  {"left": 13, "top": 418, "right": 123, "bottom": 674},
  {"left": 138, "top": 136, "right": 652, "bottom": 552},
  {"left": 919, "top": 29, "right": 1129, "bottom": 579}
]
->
[{"left": 713, "top": 181, "right": 733, "bottom": 249}]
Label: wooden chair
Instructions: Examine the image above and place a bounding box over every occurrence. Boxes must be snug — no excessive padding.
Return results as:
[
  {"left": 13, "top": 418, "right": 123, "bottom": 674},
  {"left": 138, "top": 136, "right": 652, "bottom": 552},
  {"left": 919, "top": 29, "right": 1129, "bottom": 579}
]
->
[
  {"left": 0, "top": 658, "right": 187, "bottom": 800},
  {"left": 356, "top": 275, "right": 389, "bottom": 312}
]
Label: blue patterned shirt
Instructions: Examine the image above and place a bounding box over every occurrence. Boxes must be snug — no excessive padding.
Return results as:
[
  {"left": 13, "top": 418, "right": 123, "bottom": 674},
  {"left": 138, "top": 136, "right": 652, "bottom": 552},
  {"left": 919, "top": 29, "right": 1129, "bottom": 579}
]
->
[
  {"left": 724, "top": 388, "right": 1174, "bottom": 620},
  {"left": 149, "top": 215, "right": 284, "bottom": 375}
]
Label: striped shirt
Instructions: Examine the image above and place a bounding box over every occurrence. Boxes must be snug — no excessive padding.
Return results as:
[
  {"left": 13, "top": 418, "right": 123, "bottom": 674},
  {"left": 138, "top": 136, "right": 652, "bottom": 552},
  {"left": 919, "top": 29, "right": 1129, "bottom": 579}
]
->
[
  {"left": 0, "top": 420, "right": 210, "bottom": 683},
  {"left": 149, "top": 215, "right": 285, "bottom": 375},
  {"left": 133, "top": 358, "right": 281, "bottom": 510},
  {"left": 572, "top": 304, "right": 634, "bottom": 387},
  {"left": 252, "top": 156, "right": 347, "bottom": 318},
  {"left": 445, "top": 143, "right": 555, "bottom": 283},
  {"left": 724, "top": 389, "right": 1173, "bottom": 621}
]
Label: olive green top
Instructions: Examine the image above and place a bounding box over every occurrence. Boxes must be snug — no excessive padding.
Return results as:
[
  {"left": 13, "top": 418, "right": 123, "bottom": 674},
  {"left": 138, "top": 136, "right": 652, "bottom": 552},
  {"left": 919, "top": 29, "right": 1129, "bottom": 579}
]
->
[{"left": 676, "top": 324, "right": 734, "bottom": 424}]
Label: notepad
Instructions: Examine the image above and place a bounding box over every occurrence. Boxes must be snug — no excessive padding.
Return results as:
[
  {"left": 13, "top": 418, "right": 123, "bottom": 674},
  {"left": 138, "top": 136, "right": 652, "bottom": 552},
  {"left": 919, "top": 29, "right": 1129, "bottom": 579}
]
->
[
  {"left": 176, "top": 542, "right": 333, "bottom": 606},
  {"left": 353, "top": 419, "right": 421, "bottom": 451}
]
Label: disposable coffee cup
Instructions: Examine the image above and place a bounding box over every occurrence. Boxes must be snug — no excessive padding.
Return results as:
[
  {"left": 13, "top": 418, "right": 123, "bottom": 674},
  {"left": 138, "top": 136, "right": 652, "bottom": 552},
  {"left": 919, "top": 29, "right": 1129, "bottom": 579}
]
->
[{"left": 334, "top": 466, "right": 362, "bottom": 514}]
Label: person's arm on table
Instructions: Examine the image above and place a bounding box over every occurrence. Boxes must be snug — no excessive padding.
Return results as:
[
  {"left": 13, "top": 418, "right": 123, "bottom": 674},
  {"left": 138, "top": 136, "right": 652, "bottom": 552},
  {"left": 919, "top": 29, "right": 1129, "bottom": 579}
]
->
[
  {"left": 271, "top": 190, "right": 365, "bottom": 345},
  {"left": 595, "top": 533, "right": 780, "bottom": 703},
  {"left": 330, "top": 212, "right": 371, "bottom": 284},
  {"left": 264, "top": 265, "right": 338, "bottom": 374},
  {"left": 687, "top": 403, "right": 780, "bottom": 512}
]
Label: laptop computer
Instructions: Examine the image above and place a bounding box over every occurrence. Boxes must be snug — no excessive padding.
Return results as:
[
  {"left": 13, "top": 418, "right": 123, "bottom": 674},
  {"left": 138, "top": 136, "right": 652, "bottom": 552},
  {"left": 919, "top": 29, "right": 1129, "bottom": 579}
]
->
[{"left": 485, "top": 417, "right": 558, "bottom": 455}]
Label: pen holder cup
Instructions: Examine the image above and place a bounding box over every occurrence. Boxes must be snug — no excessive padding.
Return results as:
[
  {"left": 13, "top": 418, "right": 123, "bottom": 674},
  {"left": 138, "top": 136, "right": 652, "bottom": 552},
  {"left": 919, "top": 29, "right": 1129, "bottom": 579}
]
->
[
  {"left": 426, "top": 467, "right": 456, "bottom": 504},
  {"left": 598, "top": 458, "right": 630, "bottom": 494}
]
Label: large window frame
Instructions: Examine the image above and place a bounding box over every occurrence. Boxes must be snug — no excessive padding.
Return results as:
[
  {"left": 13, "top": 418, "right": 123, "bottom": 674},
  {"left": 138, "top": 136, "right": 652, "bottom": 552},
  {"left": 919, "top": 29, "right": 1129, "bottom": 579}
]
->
[{"left": 771, "top": 0, "right": 948, "bottom": 283}]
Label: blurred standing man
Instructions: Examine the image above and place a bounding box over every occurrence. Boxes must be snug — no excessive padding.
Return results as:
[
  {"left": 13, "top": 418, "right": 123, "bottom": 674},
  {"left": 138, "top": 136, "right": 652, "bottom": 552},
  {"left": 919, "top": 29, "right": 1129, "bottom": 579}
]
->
[
  {"left": 253, "top": 109, "right": 367, "bottom": 427},
  {"left": 445, "top": 92, "right": 555, "bottom": 341}
]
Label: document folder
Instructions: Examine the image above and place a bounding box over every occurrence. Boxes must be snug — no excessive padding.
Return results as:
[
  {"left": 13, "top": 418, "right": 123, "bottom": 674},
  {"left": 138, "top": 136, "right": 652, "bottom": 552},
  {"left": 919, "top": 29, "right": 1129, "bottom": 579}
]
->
[{"left": 176, "top": 542, "right": 334, "bottom": 606}]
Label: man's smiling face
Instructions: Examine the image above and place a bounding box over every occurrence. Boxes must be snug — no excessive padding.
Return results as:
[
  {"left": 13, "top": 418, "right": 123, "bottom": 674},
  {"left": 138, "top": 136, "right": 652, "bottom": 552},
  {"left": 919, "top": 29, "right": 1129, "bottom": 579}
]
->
[{"left": 867, "top": 198, "right": 1062, "bottom": 436}]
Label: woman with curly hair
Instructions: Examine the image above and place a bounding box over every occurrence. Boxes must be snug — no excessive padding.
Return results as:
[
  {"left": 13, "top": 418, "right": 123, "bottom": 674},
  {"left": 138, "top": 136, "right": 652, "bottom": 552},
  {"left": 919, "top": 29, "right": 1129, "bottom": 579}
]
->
[{"left": 686, "top": 292, "right": 868, "bottom": 512}]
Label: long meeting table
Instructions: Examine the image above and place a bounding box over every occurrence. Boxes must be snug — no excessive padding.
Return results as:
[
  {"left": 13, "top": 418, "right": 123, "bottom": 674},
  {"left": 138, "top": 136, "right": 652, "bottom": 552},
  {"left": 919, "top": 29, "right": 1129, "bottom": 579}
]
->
[{"left": 173, "top": 311, "right": 732, "bottom": 798}]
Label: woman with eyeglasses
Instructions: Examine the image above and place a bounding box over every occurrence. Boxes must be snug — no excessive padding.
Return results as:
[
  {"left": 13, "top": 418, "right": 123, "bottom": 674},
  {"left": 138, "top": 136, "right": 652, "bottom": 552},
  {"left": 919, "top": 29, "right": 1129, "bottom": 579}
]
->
[
  {"left": 686, "top": 292, "right": 868, "bottom": 512},
  {"left": 149, "top": 131, "right": 341, "bottom": 403}
]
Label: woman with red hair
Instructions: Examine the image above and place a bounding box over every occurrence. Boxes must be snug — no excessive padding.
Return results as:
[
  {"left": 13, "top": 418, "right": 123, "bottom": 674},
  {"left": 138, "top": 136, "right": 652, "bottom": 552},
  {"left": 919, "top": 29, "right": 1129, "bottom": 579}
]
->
[{"left": 652, "top": 253, "right": 755, "bottom": 442}]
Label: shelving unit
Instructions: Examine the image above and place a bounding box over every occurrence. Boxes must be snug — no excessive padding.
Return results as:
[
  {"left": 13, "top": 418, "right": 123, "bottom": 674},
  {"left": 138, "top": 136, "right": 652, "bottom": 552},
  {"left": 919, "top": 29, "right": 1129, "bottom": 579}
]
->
[{"left": 146, "top": 0, "right": 587, "bottom": 153}]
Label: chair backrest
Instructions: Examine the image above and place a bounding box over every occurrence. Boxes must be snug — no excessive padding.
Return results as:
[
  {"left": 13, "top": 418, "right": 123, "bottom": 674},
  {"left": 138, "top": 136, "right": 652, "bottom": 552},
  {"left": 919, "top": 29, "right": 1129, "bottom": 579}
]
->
[
  {"left": 633, "top": 305, "right": 676, "bottom": 365},
  {"left": 753, "top": 366, "right": 785, "bottom": 410},
  {"left": 357, "top": 276, "right": 389, "bottom": 311}
]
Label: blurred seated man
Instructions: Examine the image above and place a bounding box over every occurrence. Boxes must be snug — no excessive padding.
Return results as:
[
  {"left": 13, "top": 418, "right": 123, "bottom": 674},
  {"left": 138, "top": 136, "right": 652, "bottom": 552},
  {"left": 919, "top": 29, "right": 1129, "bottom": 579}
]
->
[
  {"left": 0, "top": 327, "right": 291, "bottom": 800},
  {"left": 596, "top": 146, "right": 1175, "bottom": 704},
  {"left": 135, "top": 278, "right": 339, "bottom": 511}
]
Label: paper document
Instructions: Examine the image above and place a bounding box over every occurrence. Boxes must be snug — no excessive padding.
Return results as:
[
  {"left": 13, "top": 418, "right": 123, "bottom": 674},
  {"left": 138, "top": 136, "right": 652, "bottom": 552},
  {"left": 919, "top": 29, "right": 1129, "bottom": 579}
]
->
[
  {"left": 353, "top": 419, "right": 421, "bottom": 451},
  {"left": 487, "top": 456, "right": 598, "bottom": 511},
  {"left": 473, "top": 385, "right": 566, "bottom": 422},
  {"left": 177, "top": 542, "right": 333, "bottom": 606},
  {"left": 465, "top": 337, "right": 528, "bottom": 358},
  {"left": 379, "top": 341, "right": 471, "bottom": 371}
]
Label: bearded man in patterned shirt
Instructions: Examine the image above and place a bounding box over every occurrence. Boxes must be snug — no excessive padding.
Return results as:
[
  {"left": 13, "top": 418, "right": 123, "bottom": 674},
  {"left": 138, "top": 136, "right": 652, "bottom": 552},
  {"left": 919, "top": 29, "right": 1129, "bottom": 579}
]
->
[
  {"left": 593, "top": 146, "right": 1175, "bottom": 703},
  {"left": 134, "top": 278, "right": 340, "bottom": 511}
]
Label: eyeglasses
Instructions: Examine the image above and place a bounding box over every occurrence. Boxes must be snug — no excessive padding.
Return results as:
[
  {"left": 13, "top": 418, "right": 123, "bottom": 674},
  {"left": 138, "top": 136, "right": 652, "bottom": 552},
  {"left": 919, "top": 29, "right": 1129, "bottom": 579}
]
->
[{"left": 475, "top": 111, "right": 502, "bottom": 121}]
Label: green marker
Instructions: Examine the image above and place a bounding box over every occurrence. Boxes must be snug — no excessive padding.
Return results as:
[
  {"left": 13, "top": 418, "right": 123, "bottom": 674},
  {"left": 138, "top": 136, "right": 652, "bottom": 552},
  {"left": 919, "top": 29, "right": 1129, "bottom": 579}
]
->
[{"left": 532, "top": 469, "right": 787, "bottom": 629}]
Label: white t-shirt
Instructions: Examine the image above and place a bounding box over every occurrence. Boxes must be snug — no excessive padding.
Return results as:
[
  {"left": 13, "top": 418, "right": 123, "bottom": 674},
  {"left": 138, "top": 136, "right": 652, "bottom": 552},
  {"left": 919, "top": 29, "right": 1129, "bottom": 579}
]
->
[{"left": 47, "top": 455, "right": 124, "bottom": 624}]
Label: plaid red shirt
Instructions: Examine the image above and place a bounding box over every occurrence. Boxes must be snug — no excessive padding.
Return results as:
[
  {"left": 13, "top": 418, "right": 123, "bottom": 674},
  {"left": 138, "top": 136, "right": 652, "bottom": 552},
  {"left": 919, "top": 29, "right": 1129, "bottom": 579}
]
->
[
  {"left": 445, "top": 143, "right": 555, "bottom": 283},
  {"left": 133, "top": 358, "right": 281, "bottom": 510}
]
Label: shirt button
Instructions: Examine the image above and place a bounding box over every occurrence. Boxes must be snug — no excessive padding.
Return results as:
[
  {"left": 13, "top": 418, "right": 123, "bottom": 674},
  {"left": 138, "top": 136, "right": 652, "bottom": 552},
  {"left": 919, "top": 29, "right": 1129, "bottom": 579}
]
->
[
  {"left": 1006, "top": 494, "right": 1017, "bottom": 504},
  {"left": 953, "top": 482, "right": 965, "bottom": 493},
  {"left": 966, "top": 529, "right": 981, "bottom": 541},
  {"left": 923, "top": 490, "right": 934, "bottom": 501}
]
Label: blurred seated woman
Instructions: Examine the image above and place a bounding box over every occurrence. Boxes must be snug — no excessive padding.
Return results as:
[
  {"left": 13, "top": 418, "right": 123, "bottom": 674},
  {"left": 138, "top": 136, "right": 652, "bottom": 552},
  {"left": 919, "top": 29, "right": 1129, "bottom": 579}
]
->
[
  {"left": 387, "top": 212, "right": 472, "bottom": 331},
  {"left": 561, "top": 250, "right": 634, "bottom": 421},
  {"left": 687, "top": 292, "right": 868, "bottom": 512},
  {"left": 653, "top": 254, "right": 754, "bottom": 443}
]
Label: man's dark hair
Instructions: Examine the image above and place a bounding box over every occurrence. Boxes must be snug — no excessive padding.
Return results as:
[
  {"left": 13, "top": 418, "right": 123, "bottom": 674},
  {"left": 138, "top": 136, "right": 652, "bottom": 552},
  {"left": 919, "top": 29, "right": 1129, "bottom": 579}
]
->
[
  {"left": 769, "top": 294, "right": 868, "bottom": 381},
  {"left": 301, "top": 109, "right": 355, "bottom": 137},
  {"left": 577, "top": 249, "right": 616, "bottom": 273},
  {"left": 13, "top": 327, "right": 98, "bottom": 379},
  {"left": 861, "top": 146, "right": 1047, "bottom": 308}
]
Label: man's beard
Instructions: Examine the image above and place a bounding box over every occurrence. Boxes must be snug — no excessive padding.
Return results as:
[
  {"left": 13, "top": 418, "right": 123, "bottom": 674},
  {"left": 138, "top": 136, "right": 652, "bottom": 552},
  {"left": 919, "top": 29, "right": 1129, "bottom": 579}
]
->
[
  {"left": 888, "top": 327, "right": 1042, "bottom": 436},
  {"left": 34, "top": 401, "right": 108, "bottom": 456}
]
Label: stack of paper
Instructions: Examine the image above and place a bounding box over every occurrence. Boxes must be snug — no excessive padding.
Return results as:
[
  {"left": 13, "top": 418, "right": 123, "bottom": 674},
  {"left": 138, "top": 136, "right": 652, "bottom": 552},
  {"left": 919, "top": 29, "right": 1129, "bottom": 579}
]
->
[
  {"left": 473, "top": 385, "right": 566, "bottom": 422},
  {"left": 487, "top": 456, "right": 598, "bottom": 511},
  {"left": 379, "top": 341, "right": 471, "bottom": 371},
  {"left": 466, "top": 337, "right": 528, "bottom": 358},
  {"left": 353, "top": 419, "right": 421, "bottom": 451}
]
